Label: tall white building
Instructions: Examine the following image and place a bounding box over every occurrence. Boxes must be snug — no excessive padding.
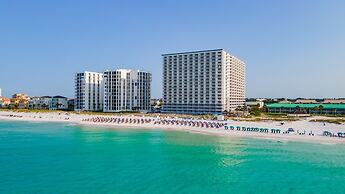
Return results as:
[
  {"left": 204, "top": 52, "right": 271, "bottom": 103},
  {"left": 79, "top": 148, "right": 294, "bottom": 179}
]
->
[
  {"left": 103, "top": 69, "right": 151, "bottom": 112},
  {"left": 162, "top": 49, "right": 245, "bottom": 114},
  {"left": 75, "top": 71, "right": 103, "bottom": 111}
]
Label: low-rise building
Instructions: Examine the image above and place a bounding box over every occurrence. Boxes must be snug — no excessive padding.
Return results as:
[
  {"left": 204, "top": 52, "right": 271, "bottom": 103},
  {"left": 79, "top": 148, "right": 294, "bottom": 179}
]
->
[
  {"left": 323, "top": 99, "right": 345, "bottom": 104},
  {"left": 150, "top": 98, "right": 162, "bottom": 112},
  {"left": 0, "top": 97, "right": 11, "bottom": 108},
  {"left": 295, "top": 99, "right": 318, "bottom": 104},
  {"left": 29, "top": 96, "right": 52, "bottom": 109},
  {"left": 277, "top": 99, "right": 291, "bottom": 104},
  {"left": 267, "top": 103, "right": 345, "bottom": 115},
  {"left": 68, "top": 99, "right": 75, "bottom": 111},
  {"left": 245, "top": 99, "right": 264, "bottom": 108},
  {"left": 28, "top": 96, "right": 72, "bottom": 110},
  {"left": 12, "top": 93, "right": 29, "bottom": 99},
  {"left": 11, "top": 93, "right": 30, "bottom": 109},
  {"left": 50, "top": 96, "right": 68, "bottom": 110}
]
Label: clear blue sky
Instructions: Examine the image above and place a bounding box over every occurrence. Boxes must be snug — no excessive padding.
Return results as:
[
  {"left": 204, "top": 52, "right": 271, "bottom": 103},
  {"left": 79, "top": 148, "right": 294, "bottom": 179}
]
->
[{"left": 1, "top": 0, "right": 344, "bottom": 98}]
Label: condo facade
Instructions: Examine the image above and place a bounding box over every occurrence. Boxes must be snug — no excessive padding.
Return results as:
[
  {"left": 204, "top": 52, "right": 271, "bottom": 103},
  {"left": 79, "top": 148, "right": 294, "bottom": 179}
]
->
[
  {"left": 0, "top": 97, "right": 10, "bottom": 108},
  {"left": 29, "top": 96, "right": 52, "bottom": 110},
  {"left": 50, "top": 96, "right": 69, "bottom": 110},
  {"left": 162, "top": 49, "right": 245, "bottom": 114},
  {"left": 103, "top": 69, "right": 151, "bottom": 112},
  {"left": 11, "top": 93, "right": 30, "bottom": 109},
  {"left": 28, "top": 96, "right": 71, "bottom": 110},
  {"left": 75, "top": 71, "right": 103, "bottom": 111}
]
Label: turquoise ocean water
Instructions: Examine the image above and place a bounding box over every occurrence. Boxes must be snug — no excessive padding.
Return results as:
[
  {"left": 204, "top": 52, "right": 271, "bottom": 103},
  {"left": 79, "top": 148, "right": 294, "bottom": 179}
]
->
[{"left": 0, "top": 120, "right": 345, "bottom": 194}]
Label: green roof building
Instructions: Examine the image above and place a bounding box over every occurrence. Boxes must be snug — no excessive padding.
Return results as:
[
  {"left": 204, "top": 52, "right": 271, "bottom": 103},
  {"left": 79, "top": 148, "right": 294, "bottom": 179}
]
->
[{"left": 266, "top": 103, "right": 345, "bottom": 115}]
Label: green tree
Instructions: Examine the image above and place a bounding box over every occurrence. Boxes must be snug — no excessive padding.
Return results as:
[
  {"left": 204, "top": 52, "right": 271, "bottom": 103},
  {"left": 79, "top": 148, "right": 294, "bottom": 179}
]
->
[{"left": 250, "top": 105, "right": 262, "bottom": 116}]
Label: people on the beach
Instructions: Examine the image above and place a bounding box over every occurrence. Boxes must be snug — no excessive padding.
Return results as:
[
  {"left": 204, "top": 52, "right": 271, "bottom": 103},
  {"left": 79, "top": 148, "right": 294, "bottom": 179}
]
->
[{"left": 1, "top": 111, "right": 344, "bottom": 141}]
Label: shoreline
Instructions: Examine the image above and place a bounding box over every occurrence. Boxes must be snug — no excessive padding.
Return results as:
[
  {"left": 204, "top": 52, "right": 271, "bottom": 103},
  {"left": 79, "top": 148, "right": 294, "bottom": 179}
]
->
[{"left": 0, "top": 111, "right": 344, "bottom": 144}]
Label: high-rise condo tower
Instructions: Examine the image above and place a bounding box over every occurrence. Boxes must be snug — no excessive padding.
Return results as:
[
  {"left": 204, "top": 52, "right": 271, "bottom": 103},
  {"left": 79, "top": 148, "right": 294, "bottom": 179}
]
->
[
  {"left": 103, "top": 69, "right": 151, "bottom": 112},
  {"left": 75, "top": 71, "right": 103, "bottom": 111},
  {"left": 162, "top": 49, "right": 245, "bottom": 114}
]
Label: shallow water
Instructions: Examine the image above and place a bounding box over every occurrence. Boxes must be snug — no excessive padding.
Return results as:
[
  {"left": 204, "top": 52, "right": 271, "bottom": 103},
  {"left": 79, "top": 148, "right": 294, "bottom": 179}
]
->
[{"left": 0, "top": 121, "right": 345, "bottom": 194}]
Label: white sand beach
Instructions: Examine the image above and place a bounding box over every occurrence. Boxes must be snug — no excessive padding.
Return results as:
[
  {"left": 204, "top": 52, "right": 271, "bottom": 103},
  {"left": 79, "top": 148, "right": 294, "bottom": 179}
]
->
[{"left": 0, "top": 110, "right": 344, "bottom": 144}]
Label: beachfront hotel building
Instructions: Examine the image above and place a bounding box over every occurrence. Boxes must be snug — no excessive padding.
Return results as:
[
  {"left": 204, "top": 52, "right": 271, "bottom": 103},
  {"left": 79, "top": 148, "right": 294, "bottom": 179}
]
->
[
  {"left": 103, "top": 69, "right": 151, "bottom": 112},
  {"left": 75, "top": 71, "right": 103, "bottom": 111},
  {"left": 162, "top": 49, "right": 246, "bottom": 114}
]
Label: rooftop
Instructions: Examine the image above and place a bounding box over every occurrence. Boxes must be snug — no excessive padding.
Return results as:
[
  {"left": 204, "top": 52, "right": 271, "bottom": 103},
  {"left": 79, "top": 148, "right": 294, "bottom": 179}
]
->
[
  {"left": 162, "top": 49, "right": 224, "bottom": 56},
  {"left": 53, "top": 95, "right": 67, "bottom": 99},
  {"left": 104, "top": 69, "right": 150, "bottom": 73}
]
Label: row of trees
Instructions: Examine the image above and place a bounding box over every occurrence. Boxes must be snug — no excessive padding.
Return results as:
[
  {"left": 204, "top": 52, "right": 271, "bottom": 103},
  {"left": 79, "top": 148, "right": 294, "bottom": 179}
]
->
[{"left": 222, "top": 105, "right": 265, "bottom": 117}]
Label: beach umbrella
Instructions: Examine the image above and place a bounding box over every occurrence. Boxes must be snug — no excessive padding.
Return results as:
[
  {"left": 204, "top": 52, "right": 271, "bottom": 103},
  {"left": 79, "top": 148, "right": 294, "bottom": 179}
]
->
[{"left": 323, "top": 131, "right": 331, "bottom": 136}]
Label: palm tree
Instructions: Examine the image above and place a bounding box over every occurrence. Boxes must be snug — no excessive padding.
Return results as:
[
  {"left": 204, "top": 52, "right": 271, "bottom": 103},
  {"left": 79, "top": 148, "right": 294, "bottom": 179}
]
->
[
  {"left": 295, "top": 106, "right": 301, "bottom": 114},
  {"left": 57, "top": 103, "right": 63, "bottom": 110},
  {"left": 42, "top": 103, "right": 49, "bottom": 110},
  {"left": 333, "top": 108, "right": 337, "bottom": 115},
  {"left": 319, "top": 105, "right": 324, "bottom": 114},
  {"left": 312, "top": 106, "right": 319, "bottom": 114}
]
